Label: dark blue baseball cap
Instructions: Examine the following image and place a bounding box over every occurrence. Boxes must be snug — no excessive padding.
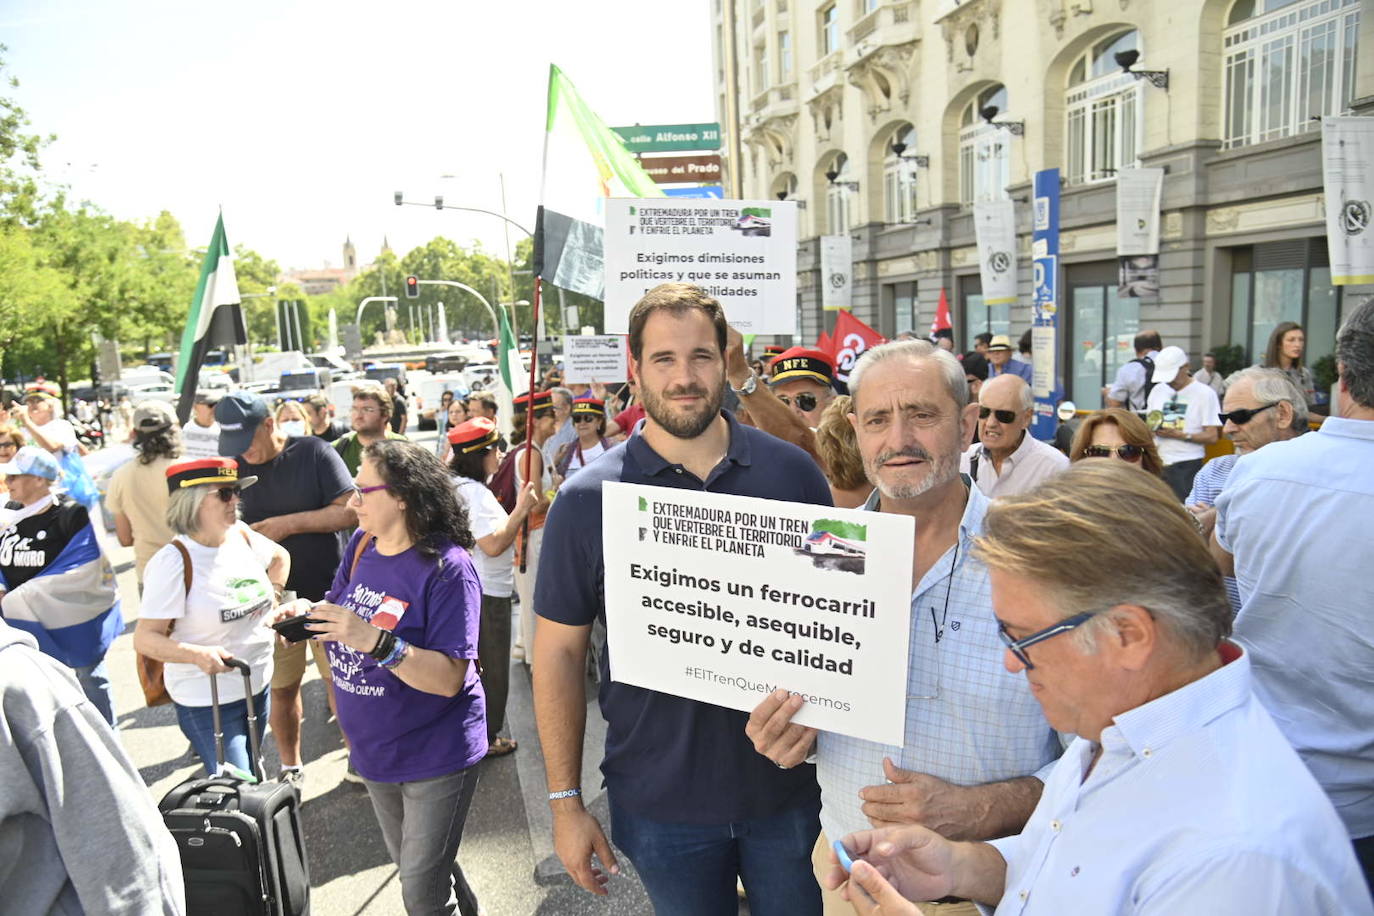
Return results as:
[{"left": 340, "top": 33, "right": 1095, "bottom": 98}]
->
[{"left": 214, "top": 391, "right": 270, "bottom": 457}]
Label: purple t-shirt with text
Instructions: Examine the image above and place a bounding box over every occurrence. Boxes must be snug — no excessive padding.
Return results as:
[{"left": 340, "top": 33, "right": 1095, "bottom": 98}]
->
[{"left": 325, "top": 531, "right": 486, "bottom": 782}]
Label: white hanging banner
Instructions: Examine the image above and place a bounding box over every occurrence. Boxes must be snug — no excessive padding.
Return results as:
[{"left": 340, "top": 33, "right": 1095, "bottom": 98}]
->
[
  {"left": 974, "top": 200, "right": 1018, "bottom": 305},
  {"left": 819, "top": 235, "right": 853, "bottom": 312},
  {"left": 1322, "top": 117, "right": 1374, "bottom": 285},
  {"left": 1116, "top": 167, "right": 1164, "bottom": 256}
]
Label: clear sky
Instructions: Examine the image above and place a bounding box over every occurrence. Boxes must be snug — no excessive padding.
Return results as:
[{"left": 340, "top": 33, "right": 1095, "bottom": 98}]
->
[{"left": 2, "top": 0, "right": 717, "bottom": 271}]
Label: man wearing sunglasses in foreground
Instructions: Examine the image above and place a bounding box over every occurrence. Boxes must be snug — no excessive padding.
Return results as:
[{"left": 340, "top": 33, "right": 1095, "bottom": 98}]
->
[
  {"left": 820, "top": 463, "right": 1371, "bottom": 915},
  {"left": 959, "top": 375, "right": 1067, "bottom": 499}
]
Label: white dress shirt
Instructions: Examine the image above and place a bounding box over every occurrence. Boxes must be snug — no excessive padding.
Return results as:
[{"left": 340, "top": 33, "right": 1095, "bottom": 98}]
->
[
  {"left": 816, "top": 486, "right": 1061, "bottom": 842},
  {"left": 987, "top": 644, "right": 1371, "bottom": 915},
  {"left": 959, "top": 433, "right": 1069, "bottom": 499}
]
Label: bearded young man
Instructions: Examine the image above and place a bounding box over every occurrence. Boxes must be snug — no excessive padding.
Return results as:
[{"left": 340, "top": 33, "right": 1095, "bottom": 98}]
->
[{"left": 533, "top": 283, "right": 833, "bottom": 915}]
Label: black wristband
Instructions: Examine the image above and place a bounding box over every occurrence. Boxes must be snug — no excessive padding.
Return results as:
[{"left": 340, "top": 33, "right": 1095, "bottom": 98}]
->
[{"left": 369, "top": 629, "right": 395, "bottom": 661}]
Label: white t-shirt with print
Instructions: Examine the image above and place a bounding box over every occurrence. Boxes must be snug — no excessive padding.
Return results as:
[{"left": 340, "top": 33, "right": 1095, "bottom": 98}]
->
[
  {"left": 1147, "top": 379, "right": 1222, "bottom": 466},
  {"left": 454, "top": 476, "right": 514, "bottom": 597},
  {"left": 140, "top": 521, "right": 277, "bottom": 706},
  {"left": 32, "top": 418, "right": 77, "bottom": 452},
  {"left": 181, "top": 420, "right": 221, "bottom": 459},
  {"left": 564, "top": 440, "right": 608, "bottom": 476}
]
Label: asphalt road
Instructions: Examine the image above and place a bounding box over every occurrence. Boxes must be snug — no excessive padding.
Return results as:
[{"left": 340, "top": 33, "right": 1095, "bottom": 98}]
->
[{"left": 97, "top": 427, "right": 753, "bottom": 915}]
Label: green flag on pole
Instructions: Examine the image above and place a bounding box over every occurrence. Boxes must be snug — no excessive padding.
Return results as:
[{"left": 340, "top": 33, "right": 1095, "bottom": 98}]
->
[{"left": 174, "top": 214, "right": 244, "bottom": 424}]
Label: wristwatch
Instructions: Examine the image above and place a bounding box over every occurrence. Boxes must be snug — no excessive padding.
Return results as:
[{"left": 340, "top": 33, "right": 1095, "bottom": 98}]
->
[{"left": 730, "top": 373, "right": 758, "bottom": 396}]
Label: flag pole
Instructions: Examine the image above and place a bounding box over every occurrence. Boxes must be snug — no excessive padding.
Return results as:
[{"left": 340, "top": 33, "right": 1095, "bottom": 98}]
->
[{"left": 517, "top": 275, "right": 543, "bottom": 574}]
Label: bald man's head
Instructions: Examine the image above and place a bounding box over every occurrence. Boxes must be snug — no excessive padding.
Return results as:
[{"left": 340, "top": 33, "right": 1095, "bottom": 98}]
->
[{"left": 978, "top": 374, "right": 1034, "bottom": 457}]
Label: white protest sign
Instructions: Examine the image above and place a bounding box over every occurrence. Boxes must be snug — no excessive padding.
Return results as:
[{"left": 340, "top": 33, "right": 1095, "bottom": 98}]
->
[
  {"left": 562, "top": 335, "right": 627, "bottom": 384},
  {"left": 1116, "top": 167, "right": 1164, "bottom": 256},
  {"left": 604, "top": 198, "right": 798, "bottom": 335},
  {"left": 1323, "top": 117, "right": 1374, "bottom": 285},
  {"left": 602, "top": 482, "right": 914, "bottom": 745}
]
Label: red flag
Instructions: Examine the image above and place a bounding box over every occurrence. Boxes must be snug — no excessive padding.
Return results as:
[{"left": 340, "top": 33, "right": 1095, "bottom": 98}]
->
[
  {"left": 816, "top": 329, "right": 833, "bottom": 355},
  {"left": 931, "top": 288, "right": 953, "bottom": 335},
  {"left": 832, "top": 310, "right": 886, "bottom": 383}
]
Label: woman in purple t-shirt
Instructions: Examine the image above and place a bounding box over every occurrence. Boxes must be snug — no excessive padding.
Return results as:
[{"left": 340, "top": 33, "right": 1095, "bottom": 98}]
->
[{"left": 278, "top": 440, "right": 486, "bottom": 916}]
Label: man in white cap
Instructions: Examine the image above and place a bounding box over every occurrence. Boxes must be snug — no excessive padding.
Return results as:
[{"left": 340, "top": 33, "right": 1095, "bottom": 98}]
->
[
  {"left": 1146, "top": 346, "right": 1221, "bottom": 500},
  {"left": 984, "top": 335, "right": 1033, "bottom": 384}
]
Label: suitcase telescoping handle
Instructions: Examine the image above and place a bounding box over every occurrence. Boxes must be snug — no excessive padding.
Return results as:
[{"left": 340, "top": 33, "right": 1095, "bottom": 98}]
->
[{"left": 207, "top": 658, "right": 264, "bottom": 782}]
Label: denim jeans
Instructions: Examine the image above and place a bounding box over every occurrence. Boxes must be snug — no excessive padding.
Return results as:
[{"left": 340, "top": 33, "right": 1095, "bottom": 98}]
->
[
  {"left": 72, "top": 658, "right": 115, "bottom": 726},
  {"left": 610, "top": 794, "right": 822, "bottom": 916},
  {"left": 364, "top": 766, "right": 482, "bottom": 916},
  {"left": 175, "top": 688, "right": 270, "bottom": 777}
]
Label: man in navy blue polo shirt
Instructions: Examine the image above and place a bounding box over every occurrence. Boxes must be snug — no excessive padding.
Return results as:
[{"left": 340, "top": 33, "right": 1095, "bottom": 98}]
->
[{"left": 533, "top": 282, "right": 833, "bottom": 915}]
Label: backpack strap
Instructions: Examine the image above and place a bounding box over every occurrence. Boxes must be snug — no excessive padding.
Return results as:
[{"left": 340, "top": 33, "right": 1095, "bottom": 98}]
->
[
  {"left": 171, "top": 539, "right": 193, "bottom": 596},
  {"left": 968, "top": 452, "right": 981, "bottom": 483},
  {"left": 348, "top": 534, "right": 376, "bottom": 582}
]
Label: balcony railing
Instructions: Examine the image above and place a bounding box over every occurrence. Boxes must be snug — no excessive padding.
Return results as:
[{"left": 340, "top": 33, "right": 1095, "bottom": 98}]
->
[
  {"left": 808, "top": 50, "right": 845, "bottom": 93},
  {"left": 749, "top": 83, "right": 799, "bottom": 118},
  {"left": 847, "top": 1, "right": 918, "bottom": 46}
]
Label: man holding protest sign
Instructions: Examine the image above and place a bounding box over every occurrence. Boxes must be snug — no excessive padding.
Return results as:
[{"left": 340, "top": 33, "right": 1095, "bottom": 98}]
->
[
  {"left": 747, "top": 340, "right": 1061, "bottom": 915},
  {"left": 534, "top": 283, "right": 833, "bottom": 915}
]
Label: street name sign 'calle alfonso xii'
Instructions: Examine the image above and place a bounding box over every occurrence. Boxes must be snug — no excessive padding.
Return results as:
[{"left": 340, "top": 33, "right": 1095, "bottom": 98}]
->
[{"left": 602, "top": 483, "right": 915, "bottom": 745}]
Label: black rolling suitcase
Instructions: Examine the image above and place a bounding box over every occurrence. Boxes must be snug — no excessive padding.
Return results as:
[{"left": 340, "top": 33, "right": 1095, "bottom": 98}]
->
[{"left": 159, "top": 659, "right": 310, "bottom": 916}]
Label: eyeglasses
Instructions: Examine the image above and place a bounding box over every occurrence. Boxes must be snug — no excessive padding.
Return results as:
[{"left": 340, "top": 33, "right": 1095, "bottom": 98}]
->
[
  {"left": 777, "top": 392, "right": 819, "bottom": 412},
  {"left": 350, "top": 406, "right": 382, "bottom": 416},
  {"left": 978, "top": 406, "right": 1019, "bottom": 424},
  {"left": 214, "top": 486, "right": 243, "bottom": 503},
  {"left": 1219, "top": 402, "right": 1277, "bottom": 426},
  {"left": 0, "top": 441, "right": 17, "bottom": 451},
  {"left": 1081, "top": 443, "right": 1144, "bottom": 462},
  {"left": 351, "top": 482, "right": 391, "bottom": 501},
  {"left": 572, "top": 414, "right": 599, "bottom": 423},
  {"left": 997, "top": 612, "right": 1097, "bottom": 670}
]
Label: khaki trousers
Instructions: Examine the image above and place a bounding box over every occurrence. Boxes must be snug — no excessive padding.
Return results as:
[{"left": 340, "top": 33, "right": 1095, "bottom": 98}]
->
[{"left": 811, "top": 831, "right": 981, "bottom": 916}]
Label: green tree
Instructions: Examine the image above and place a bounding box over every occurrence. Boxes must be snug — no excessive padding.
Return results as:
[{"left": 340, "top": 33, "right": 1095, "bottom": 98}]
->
[{"left": 0, "top": 46, "right": 50, "bottom": 226}]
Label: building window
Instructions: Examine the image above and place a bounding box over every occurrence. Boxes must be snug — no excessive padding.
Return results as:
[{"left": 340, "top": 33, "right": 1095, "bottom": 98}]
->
[
  {"left": 826, "top": 153, "right": 855, "bottom": 233},
  {"left": 884, "top": 281, "right": 918, "bottom": 336},
  {"left": 1066, "top": 261, "right": 1140, "bottom": 411},
  {"left": 959, "top": 85, "right": 1012, "bottom": 205},
  {"left": 1222, "top": 0, "right": 1361, "bottom": 150},
  {"left": 860, "top": 0, "right": 880, "bottom": 12},
  {"left": 1228, "top": 239, "right": 1343, "bottom": 404},
  {"left": 779, "top": 30, "right": 792, "bottom": 79},
  {"left": 820, "top": 3, "right": 840, "bottom": 56},
  {"left": 755, "top": 41, "right": 770, "bottom": 93},
  {"left": 959, "top": 276, "right": 1011, "bottom": 352},
  {"left": 883, "top": 124, "right": 918, "bottom": 224},
  {"left": 1065, "top": 31, "right": 1144, "bottom": 185}
]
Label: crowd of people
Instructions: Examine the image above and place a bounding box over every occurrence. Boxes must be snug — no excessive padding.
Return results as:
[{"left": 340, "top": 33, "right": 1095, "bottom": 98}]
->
[{"left": 1, "top": 280, "right": 1371, "bottom": 916}]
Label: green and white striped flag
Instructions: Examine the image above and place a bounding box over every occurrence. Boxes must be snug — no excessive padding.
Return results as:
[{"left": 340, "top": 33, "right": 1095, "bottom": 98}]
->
[
  {"left": 497, "top": 305, "right": 527, "bottom": 398},
  {"left": 174, "top": 214, "right": 245, "bottom": 424},
  {"left": 534, "top": 64, "right": 664, "bottom": 300}
]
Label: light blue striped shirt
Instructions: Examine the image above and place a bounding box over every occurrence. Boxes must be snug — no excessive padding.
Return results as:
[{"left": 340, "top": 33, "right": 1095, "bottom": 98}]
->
[
  {"left": 1216, "top": 416, "right": 1374, "bottom": 839},
  {"left": 1185, "top": 454, "right": 1241, "bottom": 612},
  {"left": 816, "top": 485, "right": 1061, "bottom": 842}
]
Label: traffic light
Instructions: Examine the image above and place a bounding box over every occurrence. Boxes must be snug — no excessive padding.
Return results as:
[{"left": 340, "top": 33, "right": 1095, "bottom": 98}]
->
[
  {"left": 394, "top": 191, "right": 403, "bottom": 206},
  {"left": 404, "top": 276, "right": 419, "bottom": 299}
]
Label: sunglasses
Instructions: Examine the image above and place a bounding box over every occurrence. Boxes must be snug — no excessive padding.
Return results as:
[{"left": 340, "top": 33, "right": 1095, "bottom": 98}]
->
[
  {"left": 778, "top": 392, "right": 819, "bottom": 412},
  {"left": 1081, "top": 443, "right": 1144, "bottom": 462},
  {"left": 214, "top": 486, "right": 243, "bottom": 503},
  {"left": 572, "top": 414, "right": 600, "bottom": 423},
  {"left": 978, "top": 406, "right": 1019, "bottom": 424},
  {"left": 1218, "top": 402, "right": 1277, "bottom": 426},
  {"left": 997, "top": 612, "right": 1097, "bottom": 670}
]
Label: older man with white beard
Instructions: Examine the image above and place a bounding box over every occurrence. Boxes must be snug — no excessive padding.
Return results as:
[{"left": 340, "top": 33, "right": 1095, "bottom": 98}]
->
[{"left": 747, "top": 340, "right": 1061, "bottom": 916}]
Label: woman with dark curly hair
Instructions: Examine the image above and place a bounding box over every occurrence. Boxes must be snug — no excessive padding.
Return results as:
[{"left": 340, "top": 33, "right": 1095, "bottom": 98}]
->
[
  {"left": 106, "top": 400, "right": 183, "bottom": 584},
  {"left": 276, "top": 439, "right": 487, "bottom": 915},
  {"left": 1068, "top": 408, "right": 1165, "bottom": 477}
]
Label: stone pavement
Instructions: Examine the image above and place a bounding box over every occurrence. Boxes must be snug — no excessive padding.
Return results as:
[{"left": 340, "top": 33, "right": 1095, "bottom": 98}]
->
[{"left": 94, "top": 428, "right": 752, "bottom": 915}]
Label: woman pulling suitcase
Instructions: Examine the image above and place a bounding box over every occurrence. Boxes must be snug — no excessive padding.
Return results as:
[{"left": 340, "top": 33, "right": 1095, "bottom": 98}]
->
[{"left": 275, "top": 439, "right": 487, "bottom": 916}]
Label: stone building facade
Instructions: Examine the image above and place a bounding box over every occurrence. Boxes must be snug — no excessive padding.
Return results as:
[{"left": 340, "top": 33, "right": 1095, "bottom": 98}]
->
[{"left": 713, "top": 0, "right": 1373, "bottom": 408}]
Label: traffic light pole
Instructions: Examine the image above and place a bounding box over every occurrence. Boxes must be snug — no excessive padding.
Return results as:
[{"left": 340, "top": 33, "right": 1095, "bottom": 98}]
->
[{"left": 415, "top": 279, "right": 499, "bottom": 342}]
